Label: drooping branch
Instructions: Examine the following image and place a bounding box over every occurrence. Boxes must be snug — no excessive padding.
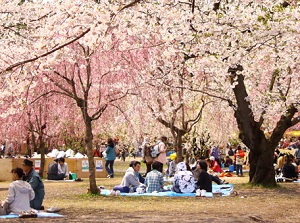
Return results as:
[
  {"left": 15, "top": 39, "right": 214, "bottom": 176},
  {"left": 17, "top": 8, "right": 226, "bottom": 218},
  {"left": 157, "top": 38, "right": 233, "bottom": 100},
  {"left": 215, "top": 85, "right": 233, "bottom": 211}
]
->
[
  {"left": 30, "top": 90, "right": 75, "bottom": 105},
  {"left": 1, "top": 28, "right": 91, "bottom": 75},
  {"left": 186, "top": 100, "right": 212, "bottom": 133},
  {"left": 91, "top": 90, "right": 130, "bottom": 121}
]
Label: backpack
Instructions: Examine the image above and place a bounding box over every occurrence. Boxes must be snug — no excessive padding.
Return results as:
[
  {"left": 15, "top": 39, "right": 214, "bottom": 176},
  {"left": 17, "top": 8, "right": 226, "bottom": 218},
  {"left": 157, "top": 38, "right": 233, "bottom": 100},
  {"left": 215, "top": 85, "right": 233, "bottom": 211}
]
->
[{"left": 151, "top": 143, "right": 160, "bottom": 158}]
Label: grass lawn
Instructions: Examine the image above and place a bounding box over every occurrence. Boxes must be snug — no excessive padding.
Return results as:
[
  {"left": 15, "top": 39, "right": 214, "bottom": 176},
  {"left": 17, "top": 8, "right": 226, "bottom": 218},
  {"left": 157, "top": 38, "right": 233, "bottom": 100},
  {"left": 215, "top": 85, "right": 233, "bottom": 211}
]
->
[{"left": 0, "top": 158, "right": 299, "bottom": 222}]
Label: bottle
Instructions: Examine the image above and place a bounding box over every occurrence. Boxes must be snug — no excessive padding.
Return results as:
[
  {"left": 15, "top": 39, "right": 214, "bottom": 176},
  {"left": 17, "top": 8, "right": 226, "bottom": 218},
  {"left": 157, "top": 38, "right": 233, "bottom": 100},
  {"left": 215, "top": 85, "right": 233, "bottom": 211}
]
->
[{"left": 165, "top": 172, "right": 169, "bottom": 180}]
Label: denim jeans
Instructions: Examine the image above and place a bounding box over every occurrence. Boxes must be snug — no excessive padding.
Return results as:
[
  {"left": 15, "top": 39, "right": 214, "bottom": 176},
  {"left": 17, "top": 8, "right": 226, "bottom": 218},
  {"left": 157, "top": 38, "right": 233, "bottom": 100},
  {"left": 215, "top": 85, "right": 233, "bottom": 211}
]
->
[
  {"left": 105, "top": 160, "right": 115, "bottom": 177},
  {"left": 236, "top": 164, "right": 243, "bottom": 176}
]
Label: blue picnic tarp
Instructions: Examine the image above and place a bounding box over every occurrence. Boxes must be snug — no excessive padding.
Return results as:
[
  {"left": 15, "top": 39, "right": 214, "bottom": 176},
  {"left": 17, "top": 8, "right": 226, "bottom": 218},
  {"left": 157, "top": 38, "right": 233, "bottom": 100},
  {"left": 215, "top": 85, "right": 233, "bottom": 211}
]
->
[{"left": 100, "top": 184, "right": 234, "bottom": 197}]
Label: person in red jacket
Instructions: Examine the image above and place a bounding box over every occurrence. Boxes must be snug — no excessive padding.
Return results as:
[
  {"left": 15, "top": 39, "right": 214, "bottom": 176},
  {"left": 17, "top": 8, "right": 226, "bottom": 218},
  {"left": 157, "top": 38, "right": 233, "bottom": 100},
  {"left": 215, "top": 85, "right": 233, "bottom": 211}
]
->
[
  {"left": 208, "top": 156, "right": 222, "bottom": 176},
  {"left": 234, "top": 146, "right": 245, "bottom": 177}
]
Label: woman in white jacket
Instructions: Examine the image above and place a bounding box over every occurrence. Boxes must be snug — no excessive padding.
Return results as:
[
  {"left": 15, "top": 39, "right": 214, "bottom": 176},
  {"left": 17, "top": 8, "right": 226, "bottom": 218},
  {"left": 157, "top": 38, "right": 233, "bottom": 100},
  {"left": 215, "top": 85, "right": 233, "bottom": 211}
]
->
[{"left": 1, "top": 168, "right": 35, "bottom": 214}]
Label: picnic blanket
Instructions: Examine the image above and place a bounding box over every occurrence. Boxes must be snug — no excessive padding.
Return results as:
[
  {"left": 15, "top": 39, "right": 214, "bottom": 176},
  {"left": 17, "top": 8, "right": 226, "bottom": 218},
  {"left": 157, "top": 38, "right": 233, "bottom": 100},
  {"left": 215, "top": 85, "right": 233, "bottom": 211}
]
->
[
  {"left": 44, "top": 180, "right": 75, "bottom": 182},
  {"left": 0, "top": 212, "right": 63, "bottom": 219},
  {"left": 101, "top": 184, "right": 234, "bottom": 197}
]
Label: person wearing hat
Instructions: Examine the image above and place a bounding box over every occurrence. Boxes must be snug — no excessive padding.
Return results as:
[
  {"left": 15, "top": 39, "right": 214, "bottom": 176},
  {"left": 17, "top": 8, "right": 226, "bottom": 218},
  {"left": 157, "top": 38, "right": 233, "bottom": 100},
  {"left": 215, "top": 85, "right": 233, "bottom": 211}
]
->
[
  {"left": 22, "top": 159, "right": 45, "bottom": 210},
  {"left": 208, "top": 156, "right": 222, "bottom": 176}
]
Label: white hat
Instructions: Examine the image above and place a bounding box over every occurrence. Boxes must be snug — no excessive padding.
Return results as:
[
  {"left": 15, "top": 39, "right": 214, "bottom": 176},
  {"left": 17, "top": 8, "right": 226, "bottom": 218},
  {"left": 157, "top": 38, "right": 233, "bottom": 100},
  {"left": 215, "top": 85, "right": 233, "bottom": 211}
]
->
[{"left": 209, "top": 156, "right": 215, "bottom": 161}]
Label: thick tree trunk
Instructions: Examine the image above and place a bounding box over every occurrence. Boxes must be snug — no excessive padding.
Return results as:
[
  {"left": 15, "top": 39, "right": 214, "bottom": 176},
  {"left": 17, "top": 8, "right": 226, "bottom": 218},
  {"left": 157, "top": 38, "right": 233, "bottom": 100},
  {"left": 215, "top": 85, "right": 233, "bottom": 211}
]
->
[
  {"left": 84, "top": 117, "right": 98, "bottom": 194},
  {"left": 248, "top": 135, "right": 276, "bottom": 186},
  {"left": 229, "top": 68, "right": 276, "bottom": 186}
]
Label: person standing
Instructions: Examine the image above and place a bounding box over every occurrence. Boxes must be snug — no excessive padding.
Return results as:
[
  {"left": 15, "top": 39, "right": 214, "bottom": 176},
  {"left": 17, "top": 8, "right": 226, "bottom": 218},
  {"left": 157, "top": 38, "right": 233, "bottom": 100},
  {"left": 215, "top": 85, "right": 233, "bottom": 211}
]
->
[
  {"left": 234, "top": 146, "right": 245, "bottom": 177},
  {"left": 227, "top": 147, "right": 234, "bottom": 156},
  {"left": 142, "top": 137, "right": 153, "bottom": 176},
  {"left": 1, "top": 168, "right": 35, "bottom": 214},
  {"left": 0, "top": 142, "right": 5, "bottom": 158},
  {"left": 105, "top": 138, "right": 116, "bottom": 178},
  {"left": 155, "top": 136, "right": 168, "bottom": 173},
  {"left": 22, "top": 159, "right": 45, "bottom": 210}
]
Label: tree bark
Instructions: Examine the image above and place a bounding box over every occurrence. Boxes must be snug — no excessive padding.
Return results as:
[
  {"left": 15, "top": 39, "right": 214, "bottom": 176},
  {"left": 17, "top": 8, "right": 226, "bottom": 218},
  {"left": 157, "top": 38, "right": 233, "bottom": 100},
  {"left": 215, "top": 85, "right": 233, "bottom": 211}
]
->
[
  {"left": 38, "top": 135, "right": 46, "bottom": 178},
  {"left": 84, "top": 115, "right": 98, "bottom": 194},
  {"left": 229, "top": 66, "right": 276, "bottom": 186},
  {"left": 247, "top": 132, "right": 275, "bottom": 186},
  {"left": 229, "top": 66, "right": 299, "bottom": 186}
]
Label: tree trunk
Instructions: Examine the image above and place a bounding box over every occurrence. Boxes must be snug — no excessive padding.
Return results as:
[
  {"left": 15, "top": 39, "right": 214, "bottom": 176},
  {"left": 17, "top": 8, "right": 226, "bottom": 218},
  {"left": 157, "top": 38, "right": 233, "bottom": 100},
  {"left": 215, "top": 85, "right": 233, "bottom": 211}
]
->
[
  {"left": 172, "top": 131, "right": 184, "bottom": 162},
  {"left": 248, "top": 134, "right": 276, "bottom": 186},
  {"left": 38, "top": 135, "right": 46, "bottom": 178},
  {"left": 84, "top": 116, "right": 98, "bottom": 194},
  {"left": 229, "top": 67, "right": 276, "bottom": 186}
]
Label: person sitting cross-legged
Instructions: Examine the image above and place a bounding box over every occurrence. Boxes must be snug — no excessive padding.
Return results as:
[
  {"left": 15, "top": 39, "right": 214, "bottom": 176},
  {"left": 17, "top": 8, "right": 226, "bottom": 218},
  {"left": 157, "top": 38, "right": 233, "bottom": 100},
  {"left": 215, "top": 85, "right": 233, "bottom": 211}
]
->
[
  {"left": 145, "top": 161, "right": 164, "bottom": 193},
  {"left": 196, "top": 160, "right": 212, "bottom": 192},
  {"left": 22, "top": 159, "right": 45, "bottom": 210},
  {"left": 58, "top": 157, "right": 69, "bottom": 179},
  {"left": 0, "top": 168, "right": 35, "bottom": 215},
  {"left": 120, "top": 161, "right": 144, "bottom": 192},
  {"left": 47, "top": 158, "right": 65, "bottom": 180},
  {"left": 172, "top": 162, "right": 196, "bottom": 193}
]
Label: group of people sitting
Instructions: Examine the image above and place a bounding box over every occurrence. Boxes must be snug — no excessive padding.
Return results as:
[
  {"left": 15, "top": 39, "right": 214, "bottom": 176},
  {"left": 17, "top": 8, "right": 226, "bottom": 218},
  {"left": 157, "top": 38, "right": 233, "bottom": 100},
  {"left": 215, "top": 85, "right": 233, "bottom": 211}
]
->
[
  {"left": 0, "top": 159, "right": 45, "bottom": 216},
  {"left": 276, "top": 153, "right": 299, "bottom": 181},
  {"left": 47, "top": 157, "right": 69, "bottom": 180},
  {"left": 115, "top": 157, "right": 228, "bottom": 194}
]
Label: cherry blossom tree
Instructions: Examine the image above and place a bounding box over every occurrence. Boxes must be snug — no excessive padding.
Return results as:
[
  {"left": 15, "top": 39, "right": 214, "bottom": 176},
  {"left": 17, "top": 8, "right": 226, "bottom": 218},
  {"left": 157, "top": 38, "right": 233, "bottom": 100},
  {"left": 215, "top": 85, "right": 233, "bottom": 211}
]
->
[
  {"left": 2, "top": 0, "right": 300, "bottom": 189},
  {"left": 116, "top": 0, "right": 300, "bottom": 186},
  {"left": 1, "top": 0, "right": 142, "bottom": 193}
]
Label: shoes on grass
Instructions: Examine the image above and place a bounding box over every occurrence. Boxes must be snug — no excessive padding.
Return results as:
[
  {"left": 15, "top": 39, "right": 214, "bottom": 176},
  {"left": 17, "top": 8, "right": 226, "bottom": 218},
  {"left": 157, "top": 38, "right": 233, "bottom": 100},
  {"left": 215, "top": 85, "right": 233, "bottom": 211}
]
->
[{"left": 47, "top": 207, "right": 61, "bottom": 213}]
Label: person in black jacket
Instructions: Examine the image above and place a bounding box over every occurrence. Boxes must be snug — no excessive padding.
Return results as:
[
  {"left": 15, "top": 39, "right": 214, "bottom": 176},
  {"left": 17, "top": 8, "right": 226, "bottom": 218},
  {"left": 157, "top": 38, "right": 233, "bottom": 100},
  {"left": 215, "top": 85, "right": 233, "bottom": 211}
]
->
[
  {"left": 196, "top": 160, "right": 212, "bottom": 192},
  {"left": 282, "top": 154, "right": 298, "bottom": 181},
  {"left": 47, "top": 158, "right": 65, "bottom": 180}
]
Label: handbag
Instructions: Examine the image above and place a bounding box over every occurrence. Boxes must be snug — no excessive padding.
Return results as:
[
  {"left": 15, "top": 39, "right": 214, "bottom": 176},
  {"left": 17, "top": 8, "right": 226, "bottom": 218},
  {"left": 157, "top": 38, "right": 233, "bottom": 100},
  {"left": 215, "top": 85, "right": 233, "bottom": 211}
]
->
[{"left": 145, "top": 156, "right": 154, "bottom": 165}]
